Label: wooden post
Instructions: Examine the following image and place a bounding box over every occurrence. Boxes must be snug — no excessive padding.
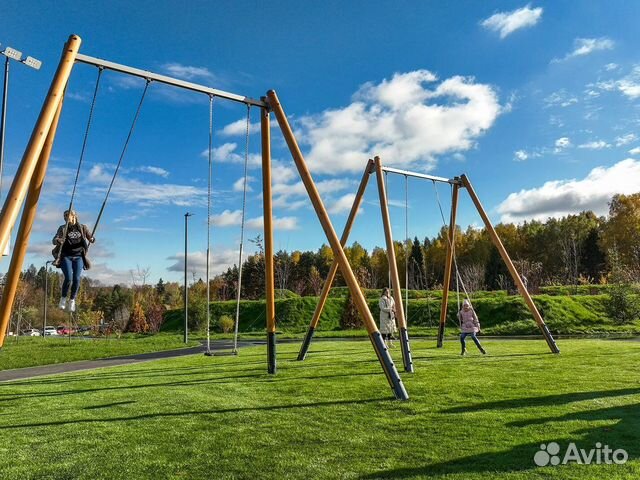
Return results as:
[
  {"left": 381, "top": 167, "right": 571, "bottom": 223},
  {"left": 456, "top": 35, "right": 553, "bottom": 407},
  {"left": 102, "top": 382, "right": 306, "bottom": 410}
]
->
[
  {"left": 261, "top": 101, "right": 277, "bottom": 373},
  {"left": 297, "top": 159, "right": 374, "bottom": 361},
  {"left": 437, "top": 182, "right": 459, "bottom": 348},
  {"left": 267, "top": 90, "right": 408, "bottom": 400},
  {"left": 0, "top": 35, "right": 81, "bottom": 255},
  {"left": 0, "top": 100, "right": 63, "bottom": 348},
  {"left": 461, "top": 174, "right": 560, "bottom": 354},
  {"left": 374, "top": 156, "right": 413, "bottom": 373}
]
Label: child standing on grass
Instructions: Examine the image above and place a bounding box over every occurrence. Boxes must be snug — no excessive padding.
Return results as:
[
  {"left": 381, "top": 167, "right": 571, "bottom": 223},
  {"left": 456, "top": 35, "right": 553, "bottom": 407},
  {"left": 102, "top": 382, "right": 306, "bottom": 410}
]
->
[{"left": 459, "top": 299, "right": 486, "bottom": 356}]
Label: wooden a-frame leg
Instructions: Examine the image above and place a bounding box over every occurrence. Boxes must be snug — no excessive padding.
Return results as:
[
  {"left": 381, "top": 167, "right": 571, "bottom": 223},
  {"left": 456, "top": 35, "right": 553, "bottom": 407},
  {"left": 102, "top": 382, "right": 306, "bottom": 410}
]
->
[
  {"left": 437, "top": 183, "right": 459, "bottom": 348},
  {"left": 297, "top": 159, "right": 374, "bottom": 361},
  {"left": 461, "top": 174, "right": 560, "bottom": 354}
]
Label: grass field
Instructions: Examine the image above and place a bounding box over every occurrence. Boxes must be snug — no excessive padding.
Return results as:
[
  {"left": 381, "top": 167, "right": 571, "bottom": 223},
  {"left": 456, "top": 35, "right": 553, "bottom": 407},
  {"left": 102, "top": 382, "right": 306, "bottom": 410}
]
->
[
  {"left": 0, "top": 339, "right": 638, "bottom": 479},
  {"left": 0, "top": 334, "right": 199, "bottom": 371}
]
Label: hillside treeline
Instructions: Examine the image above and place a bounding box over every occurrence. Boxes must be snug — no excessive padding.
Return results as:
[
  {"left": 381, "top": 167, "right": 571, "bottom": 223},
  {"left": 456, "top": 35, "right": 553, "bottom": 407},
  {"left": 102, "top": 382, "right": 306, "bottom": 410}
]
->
[{"left": 3, "top": 193, "right": 639, "bottom": 333}]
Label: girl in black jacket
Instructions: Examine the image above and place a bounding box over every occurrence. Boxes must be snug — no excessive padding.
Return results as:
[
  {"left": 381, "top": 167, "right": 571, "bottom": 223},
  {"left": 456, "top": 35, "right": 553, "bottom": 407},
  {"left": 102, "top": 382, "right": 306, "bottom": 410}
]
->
[{"left": 52, "top": 210, "right": 95, "bottom": 312}]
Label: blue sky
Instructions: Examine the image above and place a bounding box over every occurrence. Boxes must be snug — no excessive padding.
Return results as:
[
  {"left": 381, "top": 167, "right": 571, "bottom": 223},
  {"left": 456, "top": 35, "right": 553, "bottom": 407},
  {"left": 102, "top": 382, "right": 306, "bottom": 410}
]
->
[{"left": 1, "top": 1, "right": 639, "bottom": 284}]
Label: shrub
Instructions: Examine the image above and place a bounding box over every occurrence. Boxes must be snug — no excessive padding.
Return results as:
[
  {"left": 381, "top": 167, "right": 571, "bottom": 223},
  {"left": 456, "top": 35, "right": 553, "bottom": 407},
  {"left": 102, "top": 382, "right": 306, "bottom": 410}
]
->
[
  {"left": 606, "top": 283, "right": 640, "bottom": 324},
  {"left": 216, "top": 315, "right": 235, "bottom": 333},
  {"left": 126, "top": 302, "right": 149, "bottom": 333},
  {"left": 340, "top": 291, "right": 363, "bottom": 329}
]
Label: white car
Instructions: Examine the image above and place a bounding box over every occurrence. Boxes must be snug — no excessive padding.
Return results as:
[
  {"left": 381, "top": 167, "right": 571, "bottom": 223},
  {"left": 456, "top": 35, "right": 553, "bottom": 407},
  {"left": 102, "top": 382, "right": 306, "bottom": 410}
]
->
[
  {"left": 21, "top": 329, "right": 41, "bottom": 337},
  {"left": 43, "top": 326, "right": 59, "bottom": 336}
]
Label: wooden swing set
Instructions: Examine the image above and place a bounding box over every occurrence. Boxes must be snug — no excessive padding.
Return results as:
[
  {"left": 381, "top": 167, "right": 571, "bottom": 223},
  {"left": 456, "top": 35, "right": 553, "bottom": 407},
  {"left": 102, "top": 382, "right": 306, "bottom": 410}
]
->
[
  {"left": 0, "top": 34, "right": 411, "bottom": 399},
  {"left": 296, "top": 156, "right": 561, "bottom": 363}
]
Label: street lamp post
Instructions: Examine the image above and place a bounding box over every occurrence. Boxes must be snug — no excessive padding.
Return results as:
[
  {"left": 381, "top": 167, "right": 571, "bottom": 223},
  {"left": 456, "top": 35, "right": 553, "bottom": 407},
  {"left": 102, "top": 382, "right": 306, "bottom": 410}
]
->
[
  {"left": 184, "top": 212, "right": 193, "bottom": 344},
  {"left": 43, "top": 260, "right": 52, "bottom": 336},
  {"left": 0, "top": 43, "right": 42, "bottom": 257}
]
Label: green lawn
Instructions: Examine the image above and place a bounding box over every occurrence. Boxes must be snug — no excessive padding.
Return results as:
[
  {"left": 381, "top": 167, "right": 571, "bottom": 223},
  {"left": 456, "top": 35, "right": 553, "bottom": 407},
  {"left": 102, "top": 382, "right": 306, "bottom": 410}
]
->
[
  {"left": 0, "top": 334, "right": 198, "bottom": 371},
  {"left": 0, "top": 339, "right": 638, "bottom": 479}
]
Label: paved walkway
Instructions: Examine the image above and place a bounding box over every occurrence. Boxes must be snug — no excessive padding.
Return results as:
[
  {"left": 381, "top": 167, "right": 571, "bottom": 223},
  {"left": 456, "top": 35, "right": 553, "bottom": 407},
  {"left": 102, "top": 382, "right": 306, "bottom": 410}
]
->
[{"left": 0, "top": 340, "right": 254, "bottom": 383}]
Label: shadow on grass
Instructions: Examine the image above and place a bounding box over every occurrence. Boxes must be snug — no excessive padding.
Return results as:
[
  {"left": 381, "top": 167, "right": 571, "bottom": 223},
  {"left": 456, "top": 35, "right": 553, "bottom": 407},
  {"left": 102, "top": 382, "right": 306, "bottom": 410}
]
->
[
  {"left": 441, "top": 387, "right": 640, "bottom": 414},
  {"left": 83, "top": 400, "right": 136, "bottom": 410},
  {"left": 360, "top": 401, "right": 640, "bottom": 478},
  {"left": 0, "top": 361, "right": 271, "bottom": 388},
  {"left": 0, "top": 397, "right": 388, "bottom": 430},
  {"left": 0, "top": 370, "right": 382, "bottom": 404}
]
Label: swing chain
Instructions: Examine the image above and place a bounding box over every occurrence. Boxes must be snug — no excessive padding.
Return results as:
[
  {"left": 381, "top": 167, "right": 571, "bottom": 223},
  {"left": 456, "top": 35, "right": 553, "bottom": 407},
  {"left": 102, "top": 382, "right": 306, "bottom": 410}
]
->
[{"left": 55, "top": 66, "right": 104, "bottom": 266}]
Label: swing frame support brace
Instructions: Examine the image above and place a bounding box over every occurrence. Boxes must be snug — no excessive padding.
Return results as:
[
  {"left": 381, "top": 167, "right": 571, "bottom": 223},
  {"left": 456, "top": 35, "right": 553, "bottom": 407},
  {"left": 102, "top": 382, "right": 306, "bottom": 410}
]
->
[
  {"left": 437, "top": 182, "right": 460, "bottom": 348},
  {"left": 0, "top": 35, "right": 80, "bottom": 348},
  {"left": 268, "top": 91, "right": 408, "bottom": 400}
]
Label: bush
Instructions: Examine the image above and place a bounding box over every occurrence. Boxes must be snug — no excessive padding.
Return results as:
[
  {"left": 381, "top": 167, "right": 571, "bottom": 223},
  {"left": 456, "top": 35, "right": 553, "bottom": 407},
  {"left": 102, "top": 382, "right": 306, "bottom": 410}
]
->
[
  {"left": 274, "top": 289, "right": 299, "bottom": 299},
  {"left": 340, "top": 291, "right": 363, "bottom": 329},
  {"left": 216, "top": 315, "right": 235, "bottom": 333},
  {"left": 606, "top": 283, "right": 640, "bottom": 324}
]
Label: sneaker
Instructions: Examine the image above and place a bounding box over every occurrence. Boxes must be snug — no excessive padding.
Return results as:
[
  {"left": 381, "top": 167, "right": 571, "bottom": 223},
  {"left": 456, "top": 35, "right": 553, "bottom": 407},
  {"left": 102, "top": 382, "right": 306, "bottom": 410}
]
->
[
  {"left": 58, "top": 298, "right": 67, "bottom": 310},
  {"left": 461, "top": 348, "right": 467, "bottom": 356},
  {"left": 480, "top": 347, "right": 487, "bottom": 355},
  {"left": 69, "top": 299, "right": 76, "bottom": 312}
]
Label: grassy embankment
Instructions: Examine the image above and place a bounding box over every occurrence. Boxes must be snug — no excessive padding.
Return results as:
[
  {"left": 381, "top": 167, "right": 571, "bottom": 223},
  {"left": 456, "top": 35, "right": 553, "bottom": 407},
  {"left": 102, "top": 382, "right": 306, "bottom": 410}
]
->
[{"left": 163, "top": 287, "right": 640, "bottom": 338}]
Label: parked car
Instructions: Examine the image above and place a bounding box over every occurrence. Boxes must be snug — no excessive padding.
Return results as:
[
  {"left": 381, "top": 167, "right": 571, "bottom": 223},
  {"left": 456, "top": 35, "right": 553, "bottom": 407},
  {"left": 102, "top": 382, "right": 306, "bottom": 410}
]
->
[
  {"left": 21, "top": 329, "right": 41, "bottom": 337},
  {"left": 58, "top": 326, "right": 75, "bottom": 335},
  {"left": 43, "top": 326, "right": 58, "bottom": 336}
]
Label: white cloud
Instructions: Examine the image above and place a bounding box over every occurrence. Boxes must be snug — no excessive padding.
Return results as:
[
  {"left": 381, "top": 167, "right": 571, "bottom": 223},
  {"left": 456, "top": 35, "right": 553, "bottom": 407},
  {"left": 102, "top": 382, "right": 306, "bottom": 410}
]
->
[
  {"left": 87, "top": 165, "right": 207, "bottom": 207},
  {"left": 629, "top": 147, "right": 640, "bottom": 156},
  {"left": 233, "top": 176, "right": 255, "bottom": 192},
  {"left": 591, "top": 66, "right": 640, "bottom": 100},
  {"left": 207, "top": 142, "right": 262, "bottom": 167},
  {"left": 604, "top": 63, "right": 619, "bottom": 71},
  {"left": 554, "top": 137, "right": 571, "bottom": 153},
  {"left": 221, "top": 118, "right": 261, "bottom": 137},
  {"left": 162, "top": 63, "right": 215, "bottom": 81},
  {"left": 544, "top": 90, "right": 578, "bottom": 108},
  {"left": 554, "top": 37, "right": 615, "bottom": 62},
  {"left": 616, "top": 66, "right": 640, "bottom": 99},
  {"left": 211, "top": 209, "right": 243, "bottom": 227},
  {"left": 245, "top": 216, "right": 298, "bottom": 230},
  {"left": 328, "top": 193, "right": 358, "bottom": 214},
  {"left": 166, "top": 249, "right": 239, "bottom": 278},
  {"left": 210, "top": 209, "right": 298, "bottom": 230},
  {"left": 514, "top": 150, "right": 529, "bottom": 162},
  {"left": 498, "top": 158, "right": 640, "bottom": 222},
  {"left": 137, "top": 166, "right": 169, "bottom": 178},
  {"left": 298, "top": 70, "right": 501, "bottom": 174},
  {"left": 481, "top": 4, "right": 543, "bottom": 39},
  {"left": 615, "top": 134, "right": 637, "bottom": 146},
  {"left": 92, "top": 265, "right": 137, "bottom": 285},
  {"left": 578, "top": 140, "right": 610, "bottom": 150}
]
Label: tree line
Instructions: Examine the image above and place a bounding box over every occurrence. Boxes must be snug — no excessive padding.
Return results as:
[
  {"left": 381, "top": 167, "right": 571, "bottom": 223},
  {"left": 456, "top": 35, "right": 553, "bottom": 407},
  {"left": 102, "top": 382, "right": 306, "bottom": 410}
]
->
[{"left": 2, "top": 193, "right": 639, "bottom": 333}]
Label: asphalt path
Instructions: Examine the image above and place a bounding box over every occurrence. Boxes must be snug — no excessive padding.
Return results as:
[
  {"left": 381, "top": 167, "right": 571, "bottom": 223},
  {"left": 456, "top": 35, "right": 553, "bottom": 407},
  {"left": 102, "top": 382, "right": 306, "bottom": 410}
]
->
[{"left": 0, "top": 340, "right": 256, "bottom": 383}]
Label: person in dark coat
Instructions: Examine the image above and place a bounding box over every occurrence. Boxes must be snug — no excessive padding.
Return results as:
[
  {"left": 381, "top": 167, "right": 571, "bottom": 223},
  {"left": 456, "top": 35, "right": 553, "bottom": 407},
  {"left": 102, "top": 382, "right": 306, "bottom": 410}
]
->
[{"left": 52, "top": 209, "right": 94, "bottom": 312}]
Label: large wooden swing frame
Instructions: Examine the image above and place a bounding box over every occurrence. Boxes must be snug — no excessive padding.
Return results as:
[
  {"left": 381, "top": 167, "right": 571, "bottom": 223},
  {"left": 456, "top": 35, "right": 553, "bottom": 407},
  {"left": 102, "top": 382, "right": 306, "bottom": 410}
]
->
[
  {"left": 296, "top": 157, "right": 561, "bottom": 359},
  {"left": 0, "top": 35, "right": 410, "bottom": 399}
]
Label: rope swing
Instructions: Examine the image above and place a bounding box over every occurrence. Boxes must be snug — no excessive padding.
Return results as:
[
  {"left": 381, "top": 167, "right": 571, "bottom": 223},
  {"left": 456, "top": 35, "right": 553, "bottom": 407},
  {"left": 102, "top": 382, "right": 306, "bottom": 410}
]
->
[
  {"left": 54, "top": 67, "right": 103, "bottom": 266},
  {"left": 232, "top": 105, "right": 251, "bottom": 354},
  {"left": 91, "top": 78, "right": 151, "bottom": 239},
  {"left": 56, "top": 71, "right": 151, "bottom": 266}
]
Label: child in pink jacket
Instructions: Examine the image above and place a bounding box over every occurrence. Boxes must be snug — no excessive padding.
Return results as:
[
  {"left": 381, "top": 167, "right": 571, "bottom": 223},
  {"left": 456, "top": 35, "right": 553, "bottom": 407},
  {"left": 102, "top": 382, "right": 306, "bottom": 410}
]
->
[{"left": 458, "top": 299, "right": 486, "bottom": 356}]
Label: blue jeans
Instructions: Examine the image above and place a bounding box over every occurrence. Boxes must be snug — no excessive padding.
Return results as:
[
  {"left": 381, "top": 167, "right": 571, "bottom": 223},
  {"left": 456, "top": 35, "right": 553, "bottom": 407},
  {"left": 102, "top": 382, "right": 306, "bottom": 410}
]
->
[
  {"left": 61, "top": 255, "right": 84, "bottom": 299},
  {"left": 460, "top": 332, "right": 484, "bottom": 351}
]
